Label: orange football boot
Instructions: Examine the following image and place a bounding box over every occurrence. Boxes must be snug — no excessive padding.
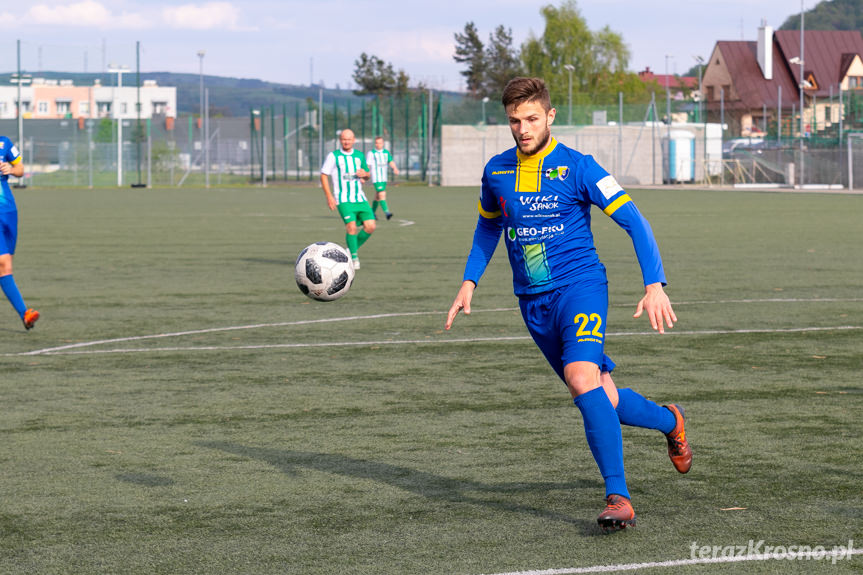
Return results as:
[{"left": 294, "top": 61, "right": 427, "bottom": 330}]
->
[
  {"left": 665, "top": 404, "right": 692, "bottom": 473},
  {"left": 597, "top": 494, "right": 636, "bottom": 533},
  {"left": 23, "top": 308, "right": 40, "bottom": 330}
]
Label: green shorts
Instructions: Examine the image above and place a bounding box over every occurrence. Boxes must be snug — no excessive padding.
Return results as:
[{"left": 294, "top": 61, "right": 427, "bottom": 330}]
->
[
  {"left": 373, "top": 182, "right": 388, "bottom": 193},
  {"left": 337, "top": 201, "right": 375, "bottom": 224}
]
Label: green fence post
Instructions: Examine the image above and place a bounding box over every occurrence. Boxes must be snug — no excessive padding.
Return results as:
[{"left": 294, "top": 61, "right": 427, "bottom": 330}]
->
[
  {"left": 405, "top": 96, "right": 410, "bottom": 181},
  {"left": 295, "top": 102, "right": 300, "bottom": 182}
]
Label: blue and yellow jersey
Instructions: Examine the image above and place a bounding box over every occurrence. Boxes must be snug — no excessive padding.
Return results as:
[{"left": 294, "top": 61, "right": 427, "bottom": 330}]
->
[
  {"left": 0, "top": 136, "right": 22, "bottom": 213},
  {"left": 463, "top": 137, "right": 666, "bottom": 296}
]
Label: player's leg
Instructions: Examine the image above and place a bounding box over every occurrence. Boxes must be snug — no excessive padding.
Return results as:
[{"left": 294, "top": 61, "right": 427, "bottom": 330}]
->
[
  {"left": 377, "top": 185, "right": 392, "bottom": 220},
  {"left": 520, "top": 285, "right": 633, "bottom": 532},
  {"left": 0, "top": 213, "right": 38, "bottom": 330},
  {"left": 338, "top": 204, "right": 361, "bottom": 265},
  {"left": 601, "top": 370, "right": 691, "bottom": 473},
  {"left": 558, "top": 284, "right": 634, "bottom": 531},
  {"left": 355, "top": 202, "right": 376, "bottom": 248}
]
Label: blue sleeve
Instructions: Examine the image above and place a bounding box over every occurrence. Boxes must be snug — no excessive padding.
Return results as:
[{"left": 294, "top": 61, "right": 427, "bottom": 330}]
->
[
  {"left": 607, "top": 202, "right": 666, "bottom": 286},
  {"left": 462, "top": 214, "right": 502, "bottom": 285},
  {"left": 577, "top": 155, "right": 666, "bottom": 286},
  {"left": 2, "top": 137, "right": 18, "bottom": 163},
  {"left": 462, "top": 168, "right": 503, "bottom": 285}
]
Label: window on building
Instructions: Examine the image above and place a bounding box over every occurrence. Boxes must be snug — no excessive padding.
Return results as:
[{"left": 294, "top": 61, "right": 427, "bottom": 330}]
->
[
  {"left": 849, "top": 76, "right": 863, "bottom": 89},
  {"left": 152, "top": 101, "right": 168, "bottom": 115},
  {"left": 56, "top": 100, "right": 71, "bottom": 115},
  {"left": 121, "top": 102, "right": 128, "bottom": 114},
  {"left": 16, "top": 100, "right": 31, "bottom": 113},
  {"left": 79, "top": 101, "right": 90, "bottom": 115},
  {"left": 97, "top": 101, "right": 111, "bottom": 117},
  {"left": 37, "top": 101, "right": 49, "bottom": 114},
  {"left": 0, "top": 102, "right": 6, "bottom": 115}
]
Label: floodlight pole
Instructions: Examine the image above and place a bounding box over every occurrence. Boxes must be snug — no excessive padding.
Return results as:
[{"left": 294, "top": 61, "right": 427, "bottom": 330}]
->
[
  {"left": 12, "top": 39, "right": 31, "bottom": 188},
  {"left": 564, "top": 64, "right": 575, "bottom": 125},
  {"left": 481, "top": 96, "right": 489, "bottom": 124},
  {"left": 197, "top": 50, "right": 209, "bottom": 187},
  {"left": 799, "top": 1, "right": 805, "bottom": 187},
  {"left": 107, "top": 64, "right": 130, "bottom": 187}
]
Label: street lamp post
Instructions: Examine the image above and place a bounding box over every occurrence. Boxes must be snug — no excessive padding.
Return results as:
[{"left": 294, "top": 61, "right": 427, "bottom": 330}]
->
[
  {"left": 107, "top": 64, "right": 130, "bottom": 187},
  {"left": 564, "top": 64, "right": 575, "bottom": 125},
  {"left": 481, "top": 96, "right": 489, "bottom": 124},
  {"left": 694, "top": 56, "right": 704, "bottom": 123}
]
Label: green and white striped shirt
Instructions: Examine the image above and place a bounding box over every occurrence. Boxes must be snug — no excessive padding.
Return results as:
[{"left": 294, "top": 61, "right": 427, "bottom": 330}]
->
[
  {"left": 366, "top": 148, "right": 394, "bottom": 184},
  {"left": 321, "top": 149, "right": 369, "bottom": 204}
]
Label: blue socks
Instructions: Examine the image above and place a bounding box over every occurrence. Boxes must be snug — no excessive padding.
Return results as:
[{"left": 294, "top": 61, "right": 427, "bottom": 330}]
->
[
  {"left": 0, "top": 274, "right": 27, "bottom": 319},
  {"left": 573, "top": 387, "right": 629, "bottom": 499},
  {"left": 615, "top": 388, "right": 676, "bottom": 434}
]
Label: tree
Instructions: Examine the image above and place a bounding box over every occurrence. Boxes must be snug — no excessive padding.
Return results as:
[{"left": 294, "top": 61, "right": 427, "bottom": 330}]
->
[
  {"left": 453, "top": 22, "right": 486, "bottom": 97},
  {"left": 352, "top": 53, "right": 409, "bottom": 96},
  {"left": 779, "top": 0, "right": 863, "bottom": 33},
  {"left": 484, "top": 25, "right": 523, "bottom": 96},
  {"left": 521, "top": 0, "right": 638, "bottom": 104}
]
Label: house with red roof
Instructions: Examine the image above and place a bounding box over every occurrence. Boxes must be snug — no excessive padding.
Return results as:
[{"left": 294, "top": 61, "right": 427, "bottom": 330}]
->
[
  {"left": 637, "top": 67, "right": 698, "bottom": 100},
  {"left": 701, "top": 25, "right": 863, "bottom": 137}
]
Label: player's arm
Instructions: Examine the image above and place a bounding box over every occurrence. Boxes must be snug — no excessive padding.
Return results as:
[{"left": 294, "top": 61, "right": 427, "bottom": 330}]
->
[
  {"left": 446, "top": 172, "right": 502, "bottom": 330},
  {"left": 355, "top": 156, "right": 370, "bottom": 181},
  {"left": 582, "top": 159, "right": 676, "bottom": 333},
  {"left": 388, "top": 151, "right": 399, "bottom": 176},
  {"left": 320, "top": 173, "right": 337, "bottom": 210},
  {"left": 320, "top": 154, "right": 338, "bottom": 210},
  {"left": 606, "top": 198, "right": 676, "bottom": 333},
  {"left": 0, "top": 151, "right": 23, "bottom": 178}
]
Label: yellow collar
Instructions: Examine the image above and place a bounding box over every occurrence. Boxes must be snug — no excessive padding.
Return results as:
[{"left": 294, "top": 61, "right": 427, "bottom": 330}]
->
[{"left": 516, "top": 136, "right": 558, "bottom": 162}]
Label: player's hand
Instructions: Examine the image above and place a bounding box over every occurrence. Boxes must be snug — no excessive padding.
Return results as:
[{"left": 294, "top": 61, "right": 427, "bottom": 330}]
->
[
  {"left": 445, "top": 281, "right": 476, "bottom": 330},
  {"left": 0, "top": 162, "right": 10, "bottom": 175},
  {"left": 326, "top": 195, "right": 337, "bottom": 211},
  {"left": 355, "top": 168, "right": 370, "bottom": 181},
  {"left": 633, "top": 282, "right": 677, "bottom": 334}
]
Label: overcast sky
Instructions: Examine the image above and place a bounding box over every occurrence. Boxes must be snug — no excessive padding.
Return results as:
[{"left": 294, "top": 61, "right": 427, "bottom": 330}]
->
[{"left": 2, "top": 0, "right": 806, "bottom": 91}]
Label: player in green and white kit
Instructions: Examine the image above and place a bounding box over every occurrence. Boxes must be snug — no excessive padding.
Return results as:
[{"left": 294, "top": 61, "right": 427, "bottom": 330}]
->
[
  {"left": 366, "top": 136, "right": 399, "bottom": 220},
  {"left": 320, "top": 129, "right": 375, "bottom": 269}
]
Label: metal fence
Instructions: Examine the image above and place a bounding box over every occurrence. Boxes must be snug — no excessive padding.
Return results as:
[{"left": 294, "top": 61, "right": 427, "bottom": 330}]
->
[{"left": 6, "top": 89, "right": 863, "bottom": 189}]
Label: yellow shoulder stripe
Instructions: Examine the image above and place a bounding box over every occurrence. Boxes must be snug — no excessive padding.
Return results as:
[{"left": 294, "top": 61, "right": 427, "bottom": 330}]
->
[
  {"left": 602, "top": 193, "right": 631, "bottom": 216},
  {"left": 10, "top": 156, "right": 22, "bottom": 165},
  {"left": 478, "top": 199, "right": 501, "bottom": 219}
]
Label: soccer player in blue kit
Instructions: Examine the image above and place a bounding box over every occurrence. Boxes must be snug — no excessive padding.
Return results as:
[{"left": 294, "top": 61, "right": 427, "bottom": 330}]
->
[
  {"left": 445, "top": 77, "right": 691, "bottom": 532},
  {"left": 0, "top": 135, "right": 39, "bottom": 330}
]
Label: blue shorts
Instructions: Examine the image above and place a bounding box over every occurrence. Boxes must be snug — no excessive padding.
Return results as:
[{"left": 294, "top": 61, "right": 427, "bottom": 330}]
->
[
  {"left": 0, "top": 210, "right": 17, "bottom": 256},
  {"left": 519, "top": 281, "right": 615, "bottom": 382}
]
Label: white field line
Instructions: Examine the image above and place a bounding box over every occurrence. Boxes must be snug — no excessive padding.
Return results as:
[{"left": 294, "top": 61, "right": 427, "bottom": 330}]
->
[
  {"left": 8, "top": 326, "right": 861, "bottom": 357},
  {"left": 478, "top": 547, "right": 863, "bottom": 575},
  {"left": 6, "top": 297, "right": 862, "bottom": 357}
]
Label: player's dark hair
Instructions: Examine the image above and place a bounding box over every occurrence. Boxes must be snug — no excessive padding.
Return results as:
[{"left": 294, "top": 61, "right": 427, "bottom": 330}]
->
[{"left": 501, "top": 77, "right": 552, "bottom": 112}]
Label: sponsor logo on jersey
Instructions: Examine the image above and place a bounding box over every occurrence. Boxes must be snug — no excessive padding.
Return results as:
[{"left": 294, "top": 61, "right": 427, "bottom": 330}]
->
[
  {"left": 506, "top": 224, "right": 565, "bottom": 241},
  {"left": 492, "top": 170, "right": 515, "bottom": 176},
  {"left": 544, "top": 166, "right": 569, "bottom": 181},
  {"left": 519, "top": 194, "right": 559, "bottom": 211}
]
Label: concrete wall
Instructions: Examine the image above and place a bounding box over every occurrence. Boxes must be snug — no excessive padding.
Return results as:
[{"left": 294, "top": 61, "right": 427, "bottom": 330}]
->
[{"left": 441, "top": 123, "right": 720, "bottom": 187}]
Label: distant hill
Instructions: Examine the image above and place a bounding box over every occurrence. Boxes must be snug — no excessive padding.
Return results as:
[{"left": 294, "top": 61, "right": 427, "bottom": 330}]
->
[
  {"left": 0, "top": 70, "right": 372, "bottom": 117},
  {"left": 779, "top": 0, "right": 863, "bottom": 35}
]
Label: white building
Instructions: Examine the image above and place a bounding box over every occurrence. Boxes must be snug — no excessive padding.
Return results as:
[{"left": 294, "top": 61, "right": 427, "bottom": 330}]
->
[{"left": 0, "top": 77, "right": 176, "bottom": 120}]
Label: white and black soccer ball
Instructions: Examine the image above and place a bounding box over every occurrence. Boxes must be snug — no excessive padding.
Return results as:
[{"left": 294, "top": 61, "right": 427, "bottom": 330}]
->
[{"left": 295, "top": 241, "right": 355, "bottom": 301}]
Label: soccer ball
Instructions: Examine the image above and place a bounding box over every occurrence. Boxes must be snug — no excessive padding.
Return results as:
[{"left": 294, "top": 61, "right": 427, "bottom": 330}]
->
[{"left": 294, "top": 241, "right": 355, "bottom": 301}]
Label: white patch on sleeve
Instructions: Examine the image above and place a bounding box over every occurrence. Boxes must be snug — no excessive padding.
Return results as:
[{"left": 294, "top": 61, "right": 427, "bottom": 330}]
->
[{"left": 596, "top": 175, "right": 623, "bottom": 200}]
